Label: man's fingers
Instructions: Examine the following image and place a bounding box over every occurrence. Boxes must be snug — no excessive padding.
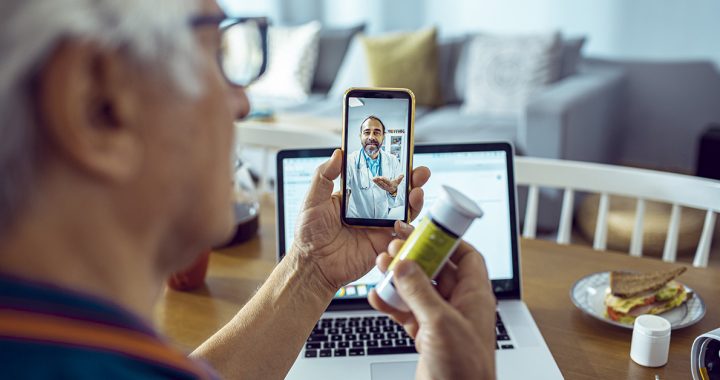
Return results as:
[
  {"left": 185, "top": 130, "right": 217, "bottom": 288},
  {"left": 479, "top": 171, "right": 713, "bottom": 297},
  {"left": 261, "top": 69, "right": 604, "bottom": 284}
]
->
[
  {"left": 447, "top": 241, "right": 478, "bottom": 267},
  {"left": 393, "top": 260, "right": 446, "bottom": 323},
  {"left": 393, "top": 221, "right": 414, "bottom": 239},
  {"left": 434, "top": 262, "right": 459, "bottom": 299},
  {"left": 388, "top": 239, "right": 405, "bottom": 256},
  {"left": 381, "top": 247, "right": 458, "bottom": 300},
  {"left": 407, "top": 166, "right": 429, "bottom": 221},
  {"left": 368, "top": 290, "right": 417, "bottom": 333},
  {"left": 393, "top": 174, "right": 405, "bottom": 185},
  {"left": 410, "top": 166, "right": 430, "bottom": 188},
  {"left": 454, "top": 245, "right": 491, "bottom": 290},
  {"left": 376, "top": 253, "right": 393, "bottom": 272},
  {"left": 408, "top": 187, "right": 424, "bottom": 221},
  {"left": 303, "top": 149, "right": 342, "bottom": 209}
]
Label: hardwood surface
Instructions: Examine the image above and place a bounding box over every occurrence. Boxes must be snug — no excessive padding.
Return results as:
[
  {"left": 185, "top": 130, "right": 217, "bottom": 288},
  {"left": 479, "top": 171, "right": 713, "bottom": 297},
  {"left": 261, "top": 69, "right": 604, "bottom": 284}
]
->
[{"left": 154, "top": 194, "right": 720, "bottom": 379}]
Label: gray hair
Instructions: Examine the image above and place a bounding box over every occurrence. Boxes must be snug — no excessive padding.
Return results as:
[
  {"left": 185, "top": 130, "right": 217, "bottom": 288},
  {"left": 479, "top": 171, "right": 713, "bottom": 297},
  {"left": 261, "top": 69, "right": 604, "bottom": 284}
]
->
[{"left": 0, "top": 0, "right": 203, "bottom": 233}]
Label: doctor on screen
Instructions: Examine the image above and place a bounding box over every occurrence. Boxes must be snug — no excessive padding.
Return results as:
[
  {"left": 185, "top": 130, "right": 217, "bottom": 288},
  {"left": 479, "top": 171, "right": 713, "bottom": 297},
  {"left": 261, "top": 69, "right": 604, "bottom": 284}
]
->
[{"left": 346, "top": 116, "right": 405, "bottom": 219}]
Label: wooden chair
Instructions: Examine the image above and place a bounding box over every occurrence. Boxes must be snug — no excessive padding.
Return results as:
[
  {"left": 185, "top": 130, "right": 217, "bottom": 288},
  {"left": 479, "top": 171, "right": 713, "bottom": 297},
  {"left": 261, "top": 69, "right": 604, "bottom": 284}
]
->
[{"left": 515, "top": 157, "right": 720, "bottom": 267}]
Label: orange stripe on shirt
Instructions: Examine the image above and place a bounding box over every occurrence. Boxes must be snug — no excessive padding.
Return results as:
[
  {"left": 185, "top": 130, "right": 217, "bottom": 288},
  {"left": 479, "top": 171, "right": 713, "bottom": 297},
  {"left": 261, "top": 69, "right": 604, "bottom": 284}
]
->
[{"left": 0, "top": 309, "right": 213, "bottom": 380}]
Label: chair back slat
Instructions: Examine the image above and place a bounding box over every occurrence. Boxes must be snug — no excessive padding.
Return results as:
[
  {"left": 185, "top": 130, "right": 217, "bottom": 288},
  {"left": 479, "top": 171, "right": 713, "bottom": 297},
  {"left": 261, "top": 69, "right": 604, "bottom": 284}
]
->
[
  {"left": 693, "top": 211, "right": 717, "bottom": 267},
  {"left": 593, "top": 193, "right": 610, "bottom": 250},
  {"left": 522, "top": 185, "right": 539, "bottom": 239},
  {"left": 556, "top": 188, "right": 574, "bottom": 245},
  {"left": 515, "top": 157, "right": 720, "bottom": 211},
  {"left": 662, "top": 204, "right": 682, "bottom": 262},
  {"left": 629, "top": 198, "right": 646, "bottom": 257},
  {"left": 515, "top": 157, "right": 720, "bottom": 266}
]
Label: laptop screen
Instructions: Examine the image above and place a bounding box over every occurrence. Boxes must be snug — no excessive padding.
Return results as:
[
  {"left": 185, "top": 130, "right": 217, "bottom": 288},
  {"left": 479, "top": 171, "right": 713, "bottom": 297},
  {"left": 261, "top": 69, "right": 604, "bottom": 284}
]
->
[{"left": 276, "top": 143, "right": 521, "bottom": 305}]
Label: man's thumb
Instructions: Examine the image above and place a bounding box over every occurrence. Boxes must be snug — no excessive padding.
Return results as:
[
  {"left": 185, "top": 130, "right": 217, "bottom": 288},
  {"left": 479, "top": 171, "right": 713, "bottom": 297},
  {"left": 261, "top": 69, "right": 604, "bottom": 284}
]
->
[
  {"left": 303, "top": 149, "right": 341, "bottom": 208},
  {"left": 393, "top": 260, "right": 445, "bottom": 321}
]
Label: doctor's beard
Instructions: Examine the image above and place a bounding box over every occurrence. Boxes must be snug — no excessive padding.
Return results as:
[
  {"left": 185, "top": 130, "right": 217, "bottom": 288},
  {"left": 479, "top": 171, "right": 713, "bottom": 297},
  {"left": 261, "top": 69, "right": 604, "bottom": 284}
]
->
[{"left": 363, "top": 139, "right": 380, "bottom": 156}]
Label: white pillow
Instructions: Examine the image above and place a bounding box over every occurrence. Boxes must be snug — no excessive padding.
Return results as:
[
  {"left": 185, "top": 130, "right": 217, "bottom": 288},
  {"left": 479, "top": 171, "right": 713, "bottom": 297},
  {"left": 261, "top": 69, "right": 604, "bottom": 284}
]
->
[
  {"left": 247, "top": 21, "right": 321, "bottom": 101},
  {"left": 328, "top": 35, "right": 372, "bottom": 99},
  {"left": 462, "top": 32, "right": 562, "bottom": 117}
]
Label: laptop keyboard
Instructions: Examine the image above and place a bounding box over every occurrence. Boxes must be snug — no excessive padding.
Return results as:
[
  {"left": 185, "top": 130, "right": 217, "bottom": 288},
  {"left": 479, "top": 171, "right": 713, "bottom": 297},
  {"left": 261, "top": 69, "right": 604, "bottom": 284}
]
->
[
  {"left": 495, "top": 312, "right": 514, "bottom": 350},
  {"left": 303, "top": 312, "right": 514, "bottom": 358},
  {"left": 304, "top": 316, "right": 416, "bottom": 358}
]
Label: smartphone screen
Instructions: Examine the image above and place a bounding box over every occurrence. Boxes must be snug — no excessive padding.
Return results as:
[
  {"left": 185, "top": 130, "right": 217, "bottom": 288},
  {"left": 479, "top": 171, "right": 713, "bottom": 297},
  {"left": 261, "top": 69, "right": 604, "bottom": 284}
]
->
[{"left": 341, "top": 88, "right": 414, "bottom": 227}]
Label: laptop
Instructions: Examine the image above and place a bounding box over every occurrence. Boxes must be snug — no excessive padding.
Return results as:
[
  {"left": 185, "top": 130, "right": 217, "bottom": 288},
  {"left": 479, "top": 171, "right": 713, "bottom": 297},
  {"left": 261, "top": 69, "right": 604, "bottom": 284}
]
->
[{"left": 276, "top": 142, "right": 563, "bottom": 379}]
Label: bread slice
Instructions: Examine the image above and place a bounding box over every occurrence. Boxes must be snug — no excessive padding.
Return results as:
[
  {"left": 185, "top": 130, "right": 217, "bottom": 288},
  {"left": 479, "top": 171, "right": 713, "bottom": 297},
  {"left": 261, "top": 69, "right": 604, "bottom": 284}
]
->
[{"left": 610, "top": 267, "right": 686, "bottom": 297}]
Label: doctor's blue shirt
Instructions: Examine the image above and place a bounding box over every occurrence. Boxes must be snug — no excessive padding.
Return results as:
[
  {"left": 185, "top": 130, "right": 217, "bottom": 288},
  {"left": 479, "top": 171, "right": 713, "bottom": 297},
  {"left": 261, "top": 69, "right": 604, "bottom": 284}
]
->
[{"left": 362, "top": 149, "right": 381, "bottom": 177}]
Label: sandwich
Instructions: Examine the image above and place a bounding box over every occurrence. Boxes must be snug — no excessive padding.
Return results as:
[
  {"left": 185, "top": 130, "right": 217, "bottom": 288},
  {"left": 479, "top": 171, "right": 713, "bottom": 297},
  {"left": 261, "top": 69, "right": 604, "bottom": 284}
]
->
[{"left": 604, "top": 267, "right": 690, "bottom": 324}]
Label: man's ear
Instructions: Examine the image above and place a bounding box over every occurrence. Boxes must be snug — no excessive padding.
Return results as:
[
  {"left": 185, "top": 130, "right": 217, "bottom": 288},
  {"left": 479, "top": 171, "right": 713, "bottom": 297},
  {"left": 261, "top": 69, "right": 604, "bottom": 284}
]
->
[{"left": 37, "top": 41, "right": 144, "bottom": 183}]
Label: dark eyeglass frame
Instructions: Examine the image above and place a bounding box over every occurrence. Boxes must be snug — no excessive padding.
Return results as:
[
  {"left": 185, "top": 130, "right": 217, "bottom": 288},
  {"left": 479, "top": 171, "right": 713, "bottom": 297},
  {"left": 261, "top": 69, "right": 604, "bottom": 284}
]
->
[{"left": 190, "top": 15, "right": 269, "bottom": 87}]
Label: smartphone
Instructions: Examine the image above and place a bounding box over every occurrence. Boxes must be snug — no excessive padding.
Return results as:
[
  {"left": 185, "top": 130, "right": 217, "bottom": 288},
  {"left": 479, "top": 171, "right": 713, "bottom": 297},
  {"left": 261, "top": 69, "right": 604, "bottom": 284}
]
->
[{"left": 341, "top": 87, "right": 415, "bottom": 228}]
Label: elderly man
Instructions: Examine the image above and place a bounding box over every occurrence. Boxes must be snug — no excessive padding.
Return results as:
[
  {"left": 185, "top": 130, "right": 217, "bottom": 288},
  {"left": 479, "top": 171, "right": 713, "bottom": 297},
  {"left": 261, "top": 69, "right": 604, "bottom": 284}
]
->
[
  {"left": 0, "top": 1, "right": 496, "bottom": 379},
  {"left": 346, "top": 115, "right": 406, "bottom": 219}
]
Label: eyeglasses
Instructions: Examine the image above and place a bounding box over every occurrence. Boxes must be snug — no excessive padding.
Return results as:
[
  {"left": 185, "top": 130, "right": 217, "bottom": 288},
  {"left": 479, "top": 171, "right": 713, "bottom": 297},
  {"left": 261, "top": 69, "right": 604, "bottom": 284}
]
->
[{"left": 191, "top": 16, "right": 269, "bottom": 87}]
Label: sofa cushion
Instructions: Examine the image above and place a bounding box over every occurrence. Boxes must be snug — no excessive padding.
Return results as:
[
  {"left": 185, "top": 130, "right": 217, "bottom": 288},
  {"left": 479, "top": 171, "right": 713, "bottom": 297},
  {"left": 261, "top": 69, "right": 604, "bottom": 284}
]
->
[
  {"left": 361, "top": 28, "right": 442, "bottom": 106},
  {"left": 414, "top": 105, "right": 518, "bottom": 144},
  {"left": 437, "top": 35, "right": 469, "bottom": 105},
  {"left": 247, "top": 21, "right": 321, "bottom": 101},
  {"left": 312, "top": 24, "right": 365, "bottom": 93},
  {"left": 462, "top": 32, "right": 562, "bottom": 117}
]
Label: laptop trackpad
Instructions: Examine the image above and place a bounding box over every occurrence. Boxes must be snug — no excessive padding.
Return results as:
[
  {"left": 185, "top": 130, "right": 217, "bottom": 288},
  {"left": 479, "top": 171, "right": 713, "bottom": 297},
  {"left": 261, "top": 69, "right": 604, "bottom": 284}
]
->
[{"left": 371, "top": 361, "right": 417, "bottom": 380}]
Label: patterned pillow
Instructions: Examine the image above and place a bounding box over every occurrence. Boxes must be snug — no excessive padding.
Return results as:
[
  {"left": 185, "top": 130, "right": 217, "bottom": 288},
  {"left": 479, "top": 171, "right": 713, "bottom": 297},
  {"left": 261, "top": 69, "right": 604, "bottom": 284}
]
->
[
  {"left": 247, "top": 21, "right": 321, "bottom": 101},
  {"left": 462, "top": 32, "right": 562, "bottom": 117}
]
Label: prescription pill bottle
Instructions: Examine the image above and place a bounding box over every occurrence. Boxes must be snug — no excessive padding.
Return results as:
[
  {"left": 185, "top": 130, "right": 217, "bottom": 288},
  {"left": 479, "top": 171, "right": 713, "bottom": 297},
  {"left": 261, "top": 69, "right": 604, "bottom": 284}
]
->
[{"left": 376, "top": 185, "right": 483, "bottom": 311}]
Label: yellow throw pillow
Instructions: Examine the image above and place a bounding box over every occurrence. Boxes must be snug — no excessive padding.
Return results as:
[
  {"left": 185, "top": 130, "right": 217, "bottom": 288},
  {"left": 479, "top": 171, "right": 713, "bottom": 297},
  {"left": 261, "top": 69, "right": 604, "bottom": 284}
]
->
[{"left": 361, "top": 28, "right": 441, "bottom": 107}]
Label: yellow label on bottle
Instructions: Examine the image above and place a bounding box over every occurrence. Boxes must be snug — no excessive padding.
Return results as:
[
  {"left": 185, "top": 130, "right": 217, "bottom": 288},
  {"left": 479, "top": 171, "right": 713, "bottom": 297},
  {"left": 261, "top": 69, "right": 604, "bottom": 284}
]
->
[{"left": 389, "top": 217, "right": 459, "bottom": 278}]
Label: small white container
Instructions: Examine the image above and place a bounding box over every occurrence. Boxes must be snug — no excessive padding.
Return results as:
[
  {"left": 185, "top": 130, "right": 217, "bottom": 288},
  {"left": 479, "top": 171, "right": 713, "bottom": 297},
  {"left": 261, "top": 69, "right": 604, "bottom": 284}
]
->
[{"left": 630, "top": 315, "right": 671, "bottom": 367}]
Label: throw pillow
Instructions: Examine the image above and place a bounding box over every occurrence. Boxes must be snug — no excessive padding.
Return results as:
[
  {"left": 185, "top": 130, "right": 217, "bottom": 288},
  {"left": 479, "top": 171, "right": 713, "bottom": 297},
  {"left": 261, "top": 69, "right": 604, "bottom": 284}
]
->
[
  {"left": 361, "top": 28, "right": 442, "bottom": 107},
  {"left": 462, "top": 32, "right": 562, "bottom": 117},
  {"left": 312, "top": 24, "right": 366, "bottom": 93},
  {"left": 328, "top": 35, "right": 372, "bottom": 98},
  {"left": 247, "top": 21, "right": 321, "bottom": 101},
  {"left": 437, "top": 35, "right": 470, "bottom": 105}
]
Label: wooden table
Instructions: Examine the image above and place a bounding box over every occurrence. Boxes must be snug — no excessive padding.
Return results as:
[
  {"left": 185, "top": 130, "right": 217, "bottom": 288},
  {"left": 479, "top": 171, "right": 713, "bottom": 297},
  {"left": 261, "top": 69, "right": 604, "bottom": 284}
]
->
[{"left": 155, "top": 195, "right": 720, "bottom": 379}]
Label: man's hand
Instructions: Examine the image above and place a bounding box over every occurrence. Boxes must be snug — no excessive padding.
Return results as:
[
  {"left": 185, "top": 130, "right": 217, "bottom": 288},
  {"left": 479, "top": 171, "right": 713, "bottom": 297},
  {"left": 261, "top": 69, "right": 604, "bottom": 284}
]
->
[
  {"left": 372, "top": 174, "right": 405, "bottom": 196},
  {"left": 291, "top": 149, "right": 429, "bottom": 293},
  {"left": 368, "top": 230, "right": 497, "bottom": 380}
]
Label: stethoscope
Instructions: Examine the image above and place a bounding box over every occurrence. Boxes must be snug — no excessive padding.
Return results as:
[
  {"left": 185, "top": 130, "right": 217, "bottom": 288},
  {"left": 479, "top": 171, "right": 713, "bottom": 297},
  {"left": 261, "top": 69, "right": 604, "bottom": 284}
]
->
[{"left": 355, "top": 150, "right": 382, "bottom": 190}]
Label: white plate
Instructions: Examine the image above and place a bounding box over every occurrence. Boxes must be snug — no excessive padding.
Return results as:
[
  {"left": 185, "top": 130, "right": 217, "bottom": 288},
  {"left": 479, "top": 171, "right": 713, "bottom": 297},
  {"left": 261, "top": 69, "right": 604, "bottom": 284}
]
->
[{"left": 570, "top": 271, "right": 706, "bottom": 330}]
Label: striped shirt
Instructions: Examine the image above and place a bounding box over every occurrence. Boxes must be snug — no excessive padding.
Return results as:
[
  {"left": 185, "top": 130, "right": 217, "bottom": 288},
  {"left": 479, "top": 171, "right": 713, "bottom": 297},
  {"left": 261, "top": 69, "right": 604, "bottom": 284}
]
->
[{"left": 0, "top": 274, "right": 220, "bottom": 379}]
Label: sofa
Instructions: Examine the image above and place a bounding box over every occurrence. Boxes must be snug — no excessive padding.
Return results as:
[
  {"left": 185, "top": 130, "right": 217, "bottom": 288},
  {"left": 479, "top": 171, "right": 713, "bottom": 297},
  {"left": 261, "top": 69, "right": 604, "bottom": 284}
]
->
[{"left": 246, "top": 28, "right": 626, "bottom": 165}]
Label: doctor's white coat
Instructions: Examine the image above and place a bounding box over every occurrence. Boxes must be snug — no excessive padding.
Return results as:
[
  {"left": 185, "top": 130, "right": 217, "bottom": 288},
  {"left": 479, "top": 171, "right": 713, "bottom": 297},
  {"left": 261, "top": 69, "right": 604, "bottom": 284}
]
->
[{"left": 345, "top": 149, "right": 406, "bottom": 219}]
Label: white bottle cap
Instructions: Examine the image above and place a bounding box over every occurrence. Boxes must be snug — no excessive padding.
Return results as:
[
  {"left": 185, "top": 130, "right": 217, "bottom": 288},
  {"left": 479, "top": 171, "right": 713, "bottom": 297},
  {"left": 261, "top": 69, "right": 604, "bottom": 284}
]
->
[
  {"left": 630, "top": 315, "right": 671, "bottom": 367},
  {"left": 430, "top": 185, "right": 483, "bottom": 236}
]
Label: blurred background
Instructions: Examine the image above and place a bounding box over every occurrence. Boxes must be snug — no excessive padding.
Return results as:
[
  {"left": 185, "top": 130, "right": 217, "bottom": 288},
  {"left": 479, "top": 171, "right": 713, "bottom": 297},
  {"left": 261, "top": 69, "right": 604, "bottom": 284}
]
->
[
  {"left": 224, "top": 0, "right": 720, "bottom": 173},
  {"left": 224, "top": 0, "right": 720, "bottom": 254},
  {"left": 221, "top": 0, "right": 720, "bottom": 65}
]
